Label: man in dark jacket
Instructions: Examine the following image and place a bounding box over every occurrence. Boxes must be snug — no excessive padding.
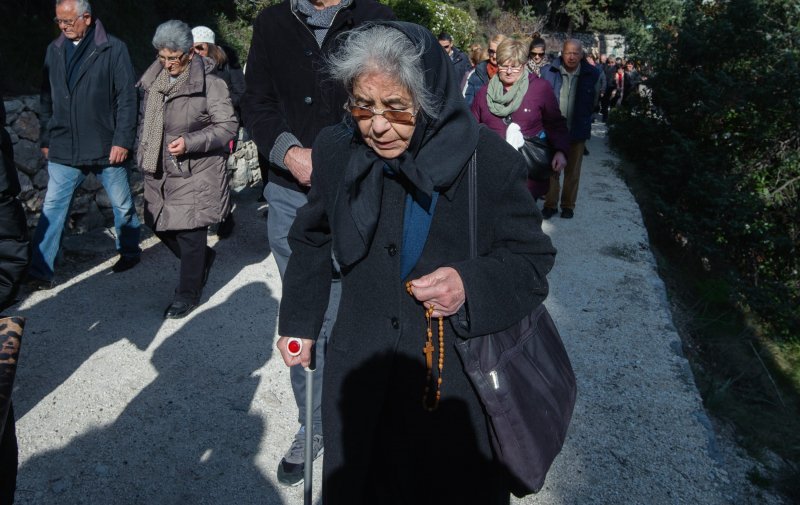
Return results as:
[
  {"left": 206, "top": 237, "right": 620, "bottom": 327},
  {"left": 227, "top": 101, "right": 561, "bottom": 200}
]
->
[
  {"left": 0, "top": 58, "right": 31, "bottom": 504},
  {"left": 541, "top": 39, "right": 602, "bottom": 219},
  {"left": 600, "top": 55, "right": 617, "bottom": 122},
  {"left": 29, "top": 0, "right": 140, "bottom": 289},
  {"left": 437, "top": 32, "right": 471, "bottom": 83},
  {"left": 241, "top": 0, "right": 394, "bottom": 487}
]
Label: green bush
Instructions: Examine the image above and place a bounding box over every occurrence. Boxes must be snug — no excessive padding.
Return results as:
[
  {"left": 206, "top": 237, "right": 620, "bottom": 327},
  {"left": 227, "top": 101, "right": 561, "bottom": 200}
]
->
[
  {"left": 386, "top": 0, "right": 477, "bottom": 49},
  {"left": 610, "top": 0, "right": 800, "bottom": 340}
]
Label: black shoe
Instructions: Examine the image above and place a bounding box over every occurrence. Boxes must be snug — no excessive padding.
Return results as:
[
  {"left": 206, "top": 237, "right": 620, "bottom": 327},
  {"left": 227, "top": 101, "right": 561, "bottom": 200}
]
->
[
  {"left": 23, "top": 276, "right": 55, "bottom": 291},
  {"left": 541, "top": 207, "right": 558, "bottom": 220},
  {"left": 216, "top": 215, "right": 235, "bottom": 239},
  {"left": 164, "top": 301, "right": 197, "bottom": 319},
  {"left": 202, "top": 247, "right": 216, "bottom": 287},
  {"left": 560, "top": 208, "right": 574, "bottom": 219},
  {"left": 276, "top": 428, "right": 324, "bottom": 487},
  {"left": 277, "top": 460, "right": 304, "bottom": 487},
  {"left": 112, "top": 256, "right": 140, "bottom": 273}
]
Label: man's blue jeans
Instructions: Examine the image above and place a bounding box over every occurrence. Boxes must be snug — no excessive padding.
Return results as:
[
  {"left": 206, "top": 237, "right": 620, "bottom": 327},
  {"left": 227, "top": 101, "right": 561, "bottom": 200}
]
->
[{"left": 29, "top": 162, "right": 141, "bottom": 281}]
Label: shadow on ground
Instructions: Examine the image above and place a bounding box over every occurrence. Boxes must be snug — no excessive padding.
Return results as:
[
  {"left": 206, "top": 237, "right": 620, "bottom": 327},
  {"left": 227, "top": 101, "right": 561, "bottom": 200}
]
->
[{"left": 16, "top": 280, "right": 283, "bottom": 504}]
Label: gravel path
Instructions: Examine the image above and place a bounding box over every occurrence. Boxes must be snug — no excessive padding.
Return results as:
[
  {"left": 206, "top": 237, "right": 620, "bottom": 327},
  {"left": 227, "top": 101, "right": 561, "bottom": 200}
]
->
[{"left": 10, "top": 124, "right": 784, "bottom": 504}]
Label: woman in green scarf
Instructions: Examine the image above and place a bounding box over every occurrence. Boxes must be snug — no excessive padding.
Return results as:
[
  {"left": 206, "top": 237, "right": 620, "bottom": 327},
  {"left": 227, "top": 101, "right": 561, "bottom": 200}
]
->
[{"left": 470, "top": 38, "right": 569, "bottom": 200}]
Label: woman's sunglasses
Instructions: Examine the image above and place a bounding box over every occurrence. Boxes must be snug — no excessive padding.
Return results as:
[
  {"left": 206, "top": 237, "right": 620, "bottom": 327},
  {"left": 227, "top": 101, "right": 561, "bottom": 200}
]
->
[{"left": 345, "top": 103, "right": 417, "bottom": 125}]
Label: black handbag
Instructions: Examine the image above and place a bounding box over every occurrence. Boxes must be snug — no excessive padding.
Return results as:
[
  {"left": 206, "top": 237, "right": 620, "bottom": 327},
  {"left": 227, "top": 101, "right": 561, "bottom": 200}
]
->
[
  {"left": 454, "top": 153, "right": 576, "bottom": 497},
  {"left": 519, "top": 135, "right": 555, "bottom": 181}
]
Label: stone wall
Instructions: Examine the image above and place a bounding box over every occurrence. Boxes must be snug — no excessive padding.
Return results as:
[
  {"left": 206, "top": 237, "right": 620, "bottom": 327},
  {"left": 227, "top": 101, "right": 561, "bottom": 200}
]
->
[{"left": 3, "top": 95, "right": 262, "bottom": 234}]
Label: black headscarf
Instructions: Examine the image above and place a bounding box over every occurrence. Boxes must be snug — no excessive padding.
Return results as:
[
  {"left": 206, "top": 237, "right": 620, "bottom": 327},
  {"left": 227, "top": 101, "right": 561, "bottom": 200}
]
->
[{"left": 332, "top": 21, "right": 480, "bottom": 268}]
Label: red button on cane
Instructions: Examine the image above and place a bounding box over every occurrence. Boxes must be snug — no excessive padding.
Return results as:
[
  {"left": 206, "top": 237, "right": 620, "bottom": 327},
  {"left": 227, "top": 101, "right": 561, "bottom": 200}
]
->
[{"left": 287, "top": 338, "right": 302, "bottom": 356}]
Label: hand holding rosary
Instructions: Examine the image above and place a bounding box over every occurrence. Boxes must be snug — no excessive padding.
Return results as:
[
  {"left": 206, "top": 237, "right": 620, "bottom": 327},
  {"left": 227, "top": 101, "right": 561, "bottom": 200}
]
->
[{"left": 406, "top": 281, "right": 444, "bottom": 412}]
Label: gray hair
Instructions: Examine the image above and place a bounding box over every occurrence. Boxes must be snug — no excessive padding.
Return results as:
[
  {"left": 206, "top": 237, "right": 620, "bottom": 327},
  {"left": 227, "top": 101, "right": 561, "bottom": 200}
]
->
[
  {"left": 563, "top": 38, "right": 584, "bottom": 53},
  {"left": 56, "top": 0, "right": 92, "bottom": 15},
  {"left": 327, "top": 25, "right": 438, "bottom": 119},
  {"left": 152, "top": 20, "right": 193, "bottom": 53}
]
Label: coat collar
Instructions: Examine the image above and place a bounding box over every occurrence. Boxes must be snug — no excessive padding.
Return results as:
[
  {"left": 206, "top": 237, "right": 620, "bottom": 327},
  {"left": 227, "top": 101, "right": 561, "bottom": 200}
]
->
[
  {"left": 546, "top": 57, "right": 594, "bottom": 77},
  {"left": 53, "top": 18, "right": 110, "bottom": 49}
]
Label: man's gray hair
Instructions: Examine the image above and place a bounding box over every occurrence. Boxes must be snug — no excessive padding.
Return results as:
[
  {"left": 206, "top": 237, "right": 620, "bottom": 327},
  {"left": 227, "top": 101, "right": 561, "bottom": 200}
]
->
[
  {"left": 152, "top": 20, "right": 193, "bottom": 53},
  {"left": 327, "top": 24, "right": 438, "bottom": 118},
  {"left": 563, "top": 38, "right": 584, "bottom": 52},
  {"left": 56, "top": 0, "right": 92, "bottom": 15}
]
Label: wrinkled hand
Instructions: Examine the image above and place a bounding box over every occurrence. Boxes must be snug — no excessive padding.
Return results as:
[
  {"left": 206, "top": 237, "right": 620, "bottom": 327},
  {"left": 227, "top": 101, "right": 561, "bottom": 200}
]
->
[
  {"left": 276, "top": 336, "right": 315, "bottom": 368},
  {"left": 407, "top": 267, "right": 465, "bottom": 318},
  {"left": 285, "top": 147, "right": 313, "bottom": 187},
  {"left": 167, "top": 137, "right": 187, "bottom": 156},
  {"left": 552, "top": 151, "right": 567, "bottom": 172},
  {"left": 109, "top": 146, "right": 129, "bottom": 165}
]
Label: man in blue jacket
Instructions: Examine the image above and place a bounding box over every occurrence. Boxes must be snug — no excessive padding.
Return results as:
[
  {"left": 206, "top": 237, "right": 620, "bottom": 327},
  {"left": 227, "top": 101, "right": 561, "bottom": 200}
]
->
[
  {"left": 541, "top": 39, "right": 602, "bottom": 219},
  {"left": 29, "top": 0, "right": 140, "bottom": 288}
]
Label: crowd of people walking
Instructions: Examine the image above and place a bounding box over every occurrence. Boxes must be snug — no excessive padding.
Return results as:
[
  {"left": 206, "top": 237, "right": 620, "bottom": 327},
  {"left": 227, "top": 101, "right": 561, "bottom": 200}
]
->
[{"left": 0, "top": 0, "right": 647, "bottom": 503}]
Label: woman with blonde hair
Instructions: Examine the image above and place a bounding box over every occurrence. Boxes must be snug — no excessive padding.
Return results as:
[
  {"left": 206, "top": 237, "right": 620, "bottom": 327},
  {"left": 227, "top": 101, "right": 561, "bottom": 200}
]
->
[
  {"left": 471, "top": 38, "right": 569, "bottom": 200},
  {"left": 464, "top": 33, "right": 507, "bottom": 105}
]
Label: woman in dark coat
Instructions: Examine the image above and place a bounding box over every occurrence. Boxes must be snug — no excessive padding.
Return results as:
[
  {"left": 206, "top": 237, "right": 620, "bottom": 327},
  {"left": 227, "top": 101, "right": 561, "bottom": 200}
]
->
[
  {"left": 276, "top": 22, "right": 556, "bottom": 504},
  {"left": 0, "top": 68, "right": 31, "bottom": 504},
  {"left": 136, "top": 21, "right": 237, "bottom": 319}
]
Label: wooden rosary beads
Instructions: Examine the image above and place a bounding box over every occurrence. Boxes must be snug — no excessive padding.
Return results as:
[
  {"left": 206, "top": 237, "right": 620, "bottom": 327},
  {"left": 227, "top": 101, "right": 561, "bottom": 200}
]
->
[{"left": 406, "top": 281, "right": 445, "bottom": 411}]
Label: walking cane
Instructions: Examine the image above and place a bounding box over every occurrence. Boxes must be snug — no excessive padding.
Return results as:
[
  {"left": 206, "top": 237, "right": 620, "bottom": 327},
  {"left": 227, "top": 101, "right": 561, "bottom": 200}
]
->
[
  {"left": 288, "top": 337, "right": 316, "bottom": 505},
  {"left": 303, "top": 347, "right": 316, "bottom": 505}
]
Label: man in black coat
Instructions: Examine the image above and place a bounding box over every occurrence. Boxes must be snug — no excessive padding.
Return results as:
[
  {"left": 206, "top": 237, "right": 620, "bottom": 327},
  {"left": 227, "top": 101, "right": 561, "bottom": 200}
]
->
[
  {"left": 29, "top": 0, "right": 140, "bottom": 289},
  {"left": 240, "top": 0, "right": 394, "bottom": 487},
  {"left": 437, "top": 32, "right": 471, "bottom": 83},
  {"left": 0, "top": 55, "right": 32, "bottom": 505}
]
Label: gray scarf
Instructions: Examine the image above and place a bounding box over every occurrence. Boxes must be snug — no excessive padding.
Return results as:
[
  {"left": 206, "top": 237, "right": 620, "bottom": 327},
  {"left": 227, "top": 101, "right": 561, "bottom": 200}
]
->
[
  {"left": 295, "top": 0, "right": 352, "bottom": 47},
  {"left": 486, "top": 70, "right": 530, "bottom": 118}
]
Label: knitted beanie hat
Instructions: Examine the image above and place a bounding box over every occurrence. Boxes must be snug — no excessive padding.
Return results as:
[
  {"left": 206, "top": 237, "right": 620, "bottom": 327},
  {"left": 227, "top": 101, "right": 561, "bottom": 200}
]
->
[{"left": 192, "top": 26, "right": 215, "bottom": 45}]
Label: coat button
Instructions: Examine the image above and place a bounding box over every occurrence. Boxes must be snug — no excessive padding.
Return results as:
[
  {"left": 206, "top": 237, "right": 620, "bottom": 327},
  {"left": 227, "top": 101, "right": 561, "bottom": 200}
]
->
[
  {"left": 304, "top": 49, "right": 313, "bottom": 57},
  {"left": 391, "top": 317, "right": 399, "bottom": 329},
  {"left": 304, "top": 96, "right": 313, "bottom": 105},
  {"left": 387, "top": 244, "right": 397, "bottom": 256}
]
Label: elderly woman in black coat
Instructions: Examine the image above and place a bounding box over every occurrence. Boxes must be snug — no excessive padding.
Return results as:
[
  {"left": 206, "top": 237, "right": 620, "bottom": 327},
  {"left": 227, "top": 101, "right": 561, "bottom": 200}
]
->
[{"left": 276, "top": 21, "right": 556, "bottom": 504}]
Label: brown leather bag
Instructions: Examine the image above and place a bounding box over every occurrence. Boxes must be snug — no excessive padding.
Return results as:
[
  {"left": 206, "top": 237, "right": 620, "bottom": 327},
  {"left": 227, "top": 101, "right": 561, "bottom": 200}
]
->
[{"left": 0, "top": 316, "right": 24, "bottom": 439}]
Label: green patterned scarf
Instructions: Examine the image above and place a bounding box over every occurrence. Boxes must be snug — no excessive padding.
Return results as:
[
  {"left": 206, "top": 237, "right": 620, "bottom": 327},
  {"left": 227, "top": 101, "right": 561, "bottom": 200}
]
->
[{"left": 486, "top": 69, "right": 530, "bottom": 118}]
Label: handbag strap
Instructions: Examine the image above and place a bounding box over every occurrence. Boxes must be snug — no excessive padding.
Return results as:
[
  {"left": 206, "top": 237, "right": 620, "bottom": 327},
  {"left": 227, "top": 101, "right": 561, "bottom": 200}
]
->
[{"left": 468, "top": 150, "right": 477, "bottom": 260}]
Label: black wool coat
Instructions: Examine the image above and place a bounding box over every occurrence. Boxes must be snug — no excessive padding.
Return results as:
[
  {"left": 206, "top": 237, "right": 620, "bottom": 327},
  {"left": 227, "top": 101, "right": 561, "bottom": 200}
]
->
[
  {"left": 0, "top": 119, "right": 29, "bottom": 312},
  {"left": 241, "top": 0, "right": 395, "bottom": 193},
  {"left": 279, "top": 124, "right": 557, "bottom": 504}
]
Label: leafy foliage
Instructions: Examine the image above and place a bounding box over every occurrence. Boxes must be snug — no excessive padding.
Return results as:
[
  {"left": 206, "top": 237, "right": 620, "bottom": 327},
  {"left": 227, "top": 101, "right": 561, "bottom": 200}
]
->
[
  {"left": 385, "top": 0, "right": 477, "bottom": 48},
  {"left": 610, "top": 0, "right": 800, "bottom": 340}
]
